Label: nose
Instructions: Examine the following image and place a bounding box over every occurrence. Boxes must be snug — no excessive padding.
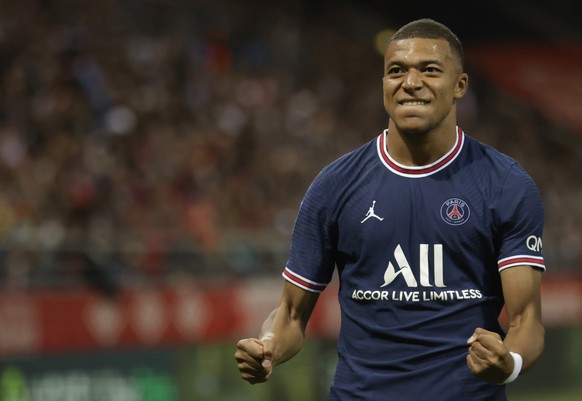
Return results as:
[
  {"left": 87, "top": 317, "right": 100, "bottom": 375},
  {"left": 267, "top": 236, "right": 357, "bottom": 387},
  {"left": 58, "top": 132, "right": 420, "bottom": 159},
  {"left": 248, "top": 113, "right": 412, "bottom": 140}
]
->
[{"left": 402, "top": 69, "right": 422, "bottom": 91}]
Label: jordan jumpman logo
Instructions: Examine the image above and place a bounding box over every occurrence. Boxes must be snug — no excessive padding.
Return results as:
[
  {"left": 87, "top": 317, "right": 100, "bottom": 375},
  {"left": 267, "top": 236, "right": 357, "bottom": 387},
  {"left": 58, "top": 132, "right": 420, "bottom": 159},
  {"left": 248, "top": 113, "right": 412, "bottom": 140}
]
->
[{"left": 361, "top": 200, "right": 384, "bottom": 223}]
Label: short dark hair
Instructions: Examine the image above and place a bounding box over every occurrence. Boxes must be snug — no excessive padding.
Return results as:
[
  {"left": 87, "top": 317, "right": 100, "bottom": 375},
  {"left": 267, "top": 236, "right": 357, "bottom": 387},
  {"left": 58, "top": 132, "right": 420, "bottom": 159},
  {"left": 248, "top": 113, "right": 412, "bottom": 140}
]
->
[{"left": 389, "top": 18, "right": 464, "bottom": 70}]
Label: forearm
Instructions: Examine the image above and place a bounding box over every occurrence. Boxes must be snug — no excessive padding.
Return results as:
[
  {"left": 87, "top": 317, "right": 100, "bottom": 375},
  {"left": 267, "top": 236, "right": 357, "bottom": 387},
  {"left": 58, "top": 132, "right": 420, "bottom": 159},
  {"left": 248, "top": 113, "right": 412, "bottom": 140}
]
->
[
  {"left": 258, "top": 282, "right": 319, "bottom": 367},
  {"left": 500, "top": 266, "right": 545, "bottom": 374},
  {"left": 503, "top": 311, "right": 545, "bottom": 373},
  {"left": 259, "top": 304, "right": 307, "bottom": 367}
]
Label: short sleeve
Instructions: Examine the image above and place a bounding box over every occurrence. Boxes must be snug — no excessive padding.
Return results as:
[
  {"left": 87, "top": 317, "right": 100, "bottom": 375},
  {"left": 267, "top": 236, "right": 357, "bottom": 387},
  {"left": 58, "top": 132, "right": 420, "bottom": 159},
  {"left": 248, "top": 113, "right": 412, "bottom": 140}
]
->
[
  {"left": 283, "top": 170, "right": 338, "bottom": 293},
  {"left": 496, "top": 163, "right": 545, "bottom": 271}
]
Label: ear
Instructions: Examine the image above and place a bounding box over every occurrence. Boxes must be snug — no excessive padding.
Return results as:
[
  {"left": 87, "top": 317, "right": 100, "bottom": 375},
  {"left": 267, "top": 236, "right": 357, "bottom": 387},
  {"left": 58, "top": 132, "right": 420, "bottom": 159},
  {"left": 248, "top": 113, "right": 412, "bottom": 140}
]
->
[{"left": 454, "top": 73, "right": 469, "bottom": 100}]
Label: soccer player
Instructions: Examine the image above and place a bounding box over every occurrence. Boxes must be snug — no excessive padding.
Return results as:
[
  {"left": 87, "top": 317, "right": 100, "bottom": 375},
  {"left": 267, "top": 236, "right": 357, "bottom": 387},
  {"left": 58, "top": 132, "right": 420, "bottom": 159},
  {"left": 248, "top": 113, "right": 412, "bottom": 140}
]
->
[{"left": 235, "top": 18, "right": 545, "bottom": 400}]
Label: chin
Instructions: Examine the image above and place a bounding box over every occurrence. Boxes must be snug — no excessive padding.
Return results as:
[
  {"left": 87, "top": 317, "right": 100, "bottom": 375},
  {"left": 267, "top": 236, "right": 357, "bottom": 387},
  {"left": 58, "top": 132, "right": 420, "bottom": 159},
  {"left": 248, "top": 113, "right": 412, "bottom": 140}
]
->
[{"left": 393, "top": 119, "right": 432, "bottom": 135}]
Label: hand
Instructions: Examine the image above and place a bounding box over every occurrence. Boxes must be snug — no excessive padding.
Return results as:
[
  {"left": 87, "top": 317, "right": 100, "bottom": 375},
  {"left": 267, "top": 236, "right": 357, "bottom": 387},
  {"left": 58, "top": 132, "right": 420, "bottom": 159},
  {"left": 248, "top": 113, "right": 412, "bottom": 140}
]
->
[
  {"left": 234, "top": 337, "right": 274, "bottom": 384},
  {"left": 466, "top": 327, "right": 514, "bottom": 383}
]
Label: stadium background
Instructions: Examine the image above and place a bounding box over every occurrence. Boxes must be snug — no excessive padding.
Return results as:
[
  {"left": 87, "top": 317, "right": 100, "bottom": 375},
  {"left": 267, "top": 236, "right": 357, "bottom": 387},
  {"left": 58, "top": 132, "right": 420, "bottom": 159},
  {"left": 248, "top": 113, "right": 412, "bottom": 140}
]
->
[{"left": 0, "top": 0, "right": 581, "bottom": 400}]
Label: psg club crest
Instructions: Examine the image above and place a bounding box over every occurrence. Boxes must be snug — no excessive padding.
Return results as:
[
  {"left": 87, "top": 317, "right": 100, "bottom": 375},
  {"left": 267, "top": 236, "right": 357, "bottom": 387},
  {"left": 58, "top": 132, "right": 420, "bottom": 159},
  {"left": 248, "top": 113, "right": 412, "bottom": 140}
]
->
[{"left": 440, "top": 198, "right": 470, "bottom": 226}]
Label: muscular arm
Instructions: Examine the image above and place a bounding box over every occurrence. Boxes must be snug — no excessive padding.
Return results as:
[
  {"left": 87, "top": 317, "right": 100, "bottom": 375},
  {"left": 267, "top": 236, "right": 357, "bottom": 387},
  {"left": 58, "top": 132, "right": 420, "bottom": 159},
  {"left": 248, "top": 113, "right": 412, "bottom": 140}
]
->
[
  {"left": 467, "top": 265, "right": 544, "bottom": 383},
  {"left": 260, "top": 281, "right": 320, "bottom": 365},
  {"left": 500, "top": 265, "right": 545, "bottom": 372},
  {"left": 235, "top": 281, "right": 319, "bottom": 384}
]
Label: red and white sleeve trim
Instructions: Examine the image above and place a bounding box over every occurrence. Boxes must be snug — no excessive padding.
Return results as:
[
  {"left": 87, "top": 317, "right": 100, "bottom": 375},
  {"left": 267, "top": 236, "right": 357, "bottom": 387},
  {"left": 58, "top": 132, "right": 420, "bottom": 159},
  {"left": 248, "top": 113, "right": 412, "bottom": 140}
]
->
[
  {"left": 282, "top": 267, "right": 327, "bottom": 293},
  {"left": 498, "top": 255, "right": 545, "bottom": 272}
]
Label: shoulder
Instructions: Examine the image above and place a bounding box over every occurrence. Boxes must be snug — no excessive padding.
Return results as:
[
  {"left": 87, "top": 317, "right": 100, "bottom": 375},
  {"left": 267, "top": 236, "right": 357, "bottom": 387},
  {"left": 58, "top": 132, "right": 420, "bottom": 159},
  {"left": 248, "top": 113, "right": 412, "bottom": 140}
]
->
[
  {"left": 464, "top": 135, "right": 518, "bottom": 169},
  {"left": 311, "top": 135, "right": 378, "bottom": 189},
  {"left": 299, "top": 135, "right": 379, "bottom": 219},
  {"left": 463, "top": 134, "right": 535, "bottom": 183},
  {"left": 462, "top": 134, "right": 543, "bottom": 213}
]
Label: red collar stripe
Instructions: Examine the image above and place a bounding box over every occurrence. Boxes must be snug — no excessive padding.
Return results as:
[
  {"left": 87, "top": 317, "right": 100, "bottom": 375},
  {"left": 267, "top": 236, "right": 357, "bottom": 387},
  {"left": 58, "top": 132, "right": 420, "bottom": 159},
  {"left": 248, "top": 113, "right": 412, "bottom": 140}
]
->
[{"left": 378, "top": 127, "right": 464, "bottom": 177}]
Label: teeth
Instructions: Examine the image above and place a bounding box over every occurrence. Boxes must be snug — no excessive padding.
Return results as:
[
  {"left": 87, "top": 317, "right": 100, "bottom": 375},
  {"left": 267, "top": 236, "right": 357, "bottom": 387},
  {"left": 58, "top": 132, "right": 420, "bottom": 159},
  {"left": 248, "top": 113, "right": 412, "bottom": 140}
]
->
[{"left": 401, "top": 100, "right": 427, "bottom": 106}]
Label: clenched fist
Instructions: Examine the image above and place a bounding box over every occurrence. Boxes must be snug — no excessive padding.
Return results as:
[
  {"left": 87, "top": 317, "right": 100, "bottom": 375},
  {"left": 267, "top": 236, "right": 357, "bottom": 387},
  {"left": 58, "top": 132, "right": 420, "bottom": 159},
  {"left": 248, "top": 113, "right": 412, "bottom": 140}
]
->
[
  {"left": 466, "top": 327, "right": 514, "bottom": 383},
  {"left": 235, "top": 337, "right": 274, "bottom": 384}
]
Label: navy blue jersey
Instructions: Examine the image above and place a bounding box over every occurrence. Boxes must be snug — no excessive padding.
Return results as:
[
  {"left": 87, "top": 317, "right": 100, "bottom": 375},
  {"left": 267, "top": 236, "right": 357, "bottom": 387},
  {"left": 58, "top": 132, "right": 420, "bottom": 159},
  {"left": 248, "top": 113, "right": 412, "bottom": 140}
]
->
[{"left": 283, "top": 127, "right": 545, "bottom": 401}]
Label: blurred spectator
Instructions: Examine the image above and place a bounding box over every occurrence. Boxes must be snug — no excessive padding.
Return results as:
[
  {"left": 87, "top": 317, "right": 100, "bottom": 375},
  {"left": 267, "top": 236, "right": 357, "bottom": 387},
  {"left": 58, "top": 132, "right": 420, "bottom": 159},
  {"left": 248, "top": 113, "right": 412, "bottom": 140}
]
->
[{"left": 0, "top": 0, "right": 579, "bottom": 291}]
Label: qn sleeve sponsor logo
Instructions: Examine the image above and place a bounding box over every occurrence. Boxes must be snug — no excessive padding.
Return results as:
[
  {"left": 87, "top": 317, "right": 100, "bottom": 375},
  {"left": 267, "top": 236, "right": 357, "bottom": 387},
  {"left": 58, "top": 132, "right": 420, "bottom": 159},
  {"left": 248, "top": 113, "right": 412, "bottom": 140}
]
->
[
  {"left": 526, "top": 235, "right": 542, "bottom": 252},
  {"left": 381, "top": 244, "right": 446, "bottom": 288}
]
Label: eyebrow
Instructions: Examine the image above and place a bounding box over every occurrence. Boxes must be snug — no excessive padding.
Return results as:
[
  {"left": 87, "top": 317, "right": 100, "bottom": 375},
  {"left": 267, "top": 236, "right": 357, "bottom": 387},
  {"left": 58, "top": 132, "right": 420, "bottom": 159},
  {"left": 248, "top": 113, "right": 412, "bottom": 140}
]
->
[{"left": 386, "top": 59, "right": 445, "bottom": 67}]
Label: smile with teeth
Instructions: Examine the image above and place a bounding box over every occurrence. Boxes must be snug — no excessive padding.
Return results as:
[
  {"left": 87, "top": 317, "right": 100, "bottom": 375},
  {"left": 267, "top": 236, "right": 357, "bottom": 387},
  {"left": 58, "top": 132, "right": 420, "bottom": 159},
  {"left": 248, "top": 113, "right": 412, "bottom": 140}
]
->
[{"left": 400, "top": 100, "right": 429, "bottom": 106}]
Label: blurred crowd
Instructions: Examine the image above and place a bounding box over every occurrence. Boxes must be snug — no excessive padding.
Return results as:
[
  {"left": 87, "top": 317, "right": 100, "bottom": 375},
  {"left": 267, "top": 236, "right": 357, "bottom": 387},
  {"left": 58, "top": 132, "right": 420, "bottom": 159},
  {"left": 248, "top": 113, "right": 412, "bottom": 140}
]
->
[{"left": 0, "top": 0, "right": 580, "bottom": 293}]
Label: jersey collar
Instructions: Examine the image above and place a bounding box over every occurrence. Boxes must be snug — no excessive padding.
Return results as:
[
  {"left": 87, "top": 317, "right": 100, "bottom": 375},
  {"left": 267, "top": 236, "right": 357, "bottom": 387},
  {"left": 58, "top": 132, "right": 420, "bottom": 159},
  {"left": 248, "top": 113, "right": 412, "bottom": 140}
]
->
[{"left": 376, "top": 126, "right": 465, "bottom": 178}]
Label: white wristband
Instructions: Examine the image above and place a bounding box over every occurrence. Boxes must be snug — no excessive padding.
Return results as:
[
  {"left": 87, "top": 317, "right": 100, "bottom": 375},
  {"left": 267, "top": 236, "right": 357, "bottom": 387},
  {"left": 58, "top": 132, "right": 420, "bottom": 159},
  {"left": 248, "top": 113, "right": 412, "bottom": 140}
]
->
[{"left": 501, "top": 352, "right": 523, "bottom": 384}]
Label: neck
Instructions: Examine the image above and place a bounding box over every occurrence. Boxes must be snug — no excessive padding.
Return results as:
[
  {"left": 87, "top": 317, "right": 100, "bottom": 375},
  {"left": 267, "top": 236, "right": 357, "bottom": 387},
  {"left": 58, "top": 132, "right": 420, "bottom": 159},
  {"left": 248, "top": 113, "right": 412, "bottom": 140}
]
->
[{"left": 385, "top": 122, "right": 458, "bottom": 167}]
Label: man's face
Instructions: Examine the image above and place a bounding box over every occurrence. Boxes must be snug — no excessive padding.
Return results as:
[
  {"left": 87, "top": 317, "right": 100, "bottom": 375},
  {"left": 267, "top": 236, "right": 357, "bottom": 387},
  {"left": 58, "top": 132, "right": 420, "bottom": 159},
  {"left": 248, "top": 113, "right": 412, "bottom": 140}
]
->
[{"left": 382, "top": 38, "right": 468, "bottom": 134}]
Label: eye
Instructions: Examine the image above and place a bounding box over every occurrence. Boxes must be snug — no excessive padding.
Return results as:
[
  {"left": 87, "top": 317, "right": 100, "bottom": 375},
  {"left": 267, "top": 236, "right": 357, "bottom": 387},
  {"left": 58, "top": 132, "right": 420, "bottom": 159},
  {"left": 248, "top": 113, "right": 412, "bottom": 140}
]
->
[
  {"left": 386, "top": 66, "right": 404, "bottom": 75},
  {"left": 424, "top": 66, "right": 442, "bottom": 74}
]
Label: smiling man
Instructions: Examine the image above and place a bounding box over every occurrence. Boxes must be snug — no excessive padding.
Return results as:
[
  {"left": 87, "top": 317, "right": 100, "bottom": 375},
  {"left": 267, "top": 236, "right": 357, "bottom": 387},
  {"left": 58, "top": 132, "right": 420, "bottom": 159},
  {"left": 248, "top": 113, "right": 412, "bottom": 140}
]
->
[{"left": 235, "top": 18, "right": 545, "bottom": 401}]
